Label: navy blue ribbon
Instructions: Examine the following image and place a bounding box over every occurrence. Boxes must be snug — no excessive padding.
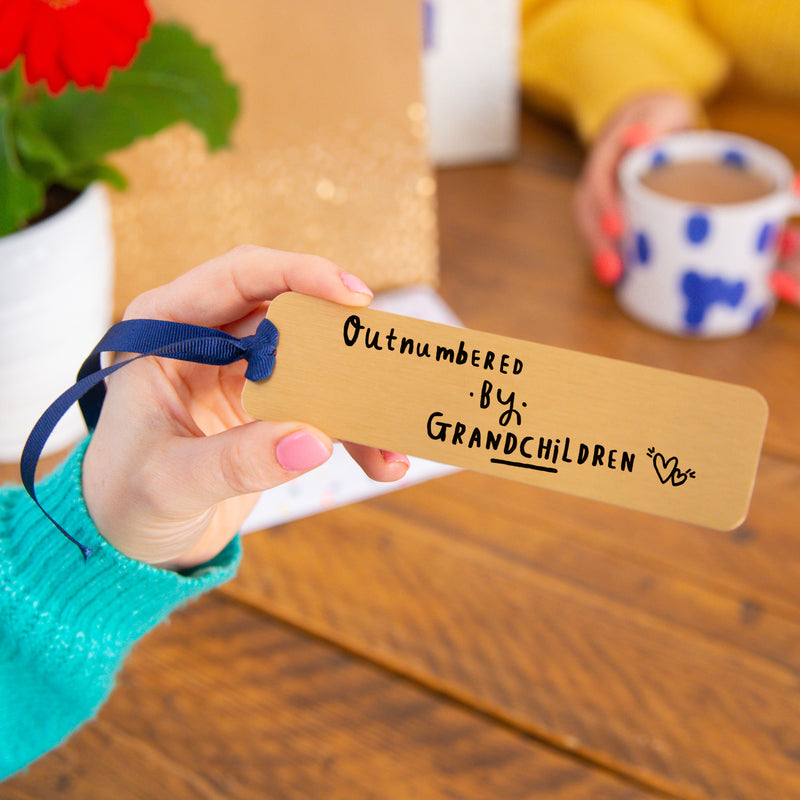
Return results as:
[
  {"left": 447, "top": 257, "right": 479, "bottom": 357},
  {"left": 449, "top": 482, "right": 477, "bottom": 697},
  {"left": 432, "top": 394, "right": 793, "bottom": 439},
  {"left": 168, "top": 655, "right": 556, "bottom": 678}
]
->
[{"left": 20, "top": 316, "right": 279, "bottom": 560}]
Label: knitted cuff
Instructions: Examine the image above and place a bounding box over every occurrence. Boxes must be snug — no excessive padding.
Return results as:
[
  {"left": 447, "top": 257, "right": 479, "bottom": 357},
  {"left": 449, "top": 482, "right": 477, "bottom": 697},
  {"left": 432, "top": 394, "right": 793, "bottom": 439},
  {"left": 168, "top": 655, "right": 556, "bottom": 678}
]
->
[{"left": 0, "top": 437, "right": 241, "bottom": 679}]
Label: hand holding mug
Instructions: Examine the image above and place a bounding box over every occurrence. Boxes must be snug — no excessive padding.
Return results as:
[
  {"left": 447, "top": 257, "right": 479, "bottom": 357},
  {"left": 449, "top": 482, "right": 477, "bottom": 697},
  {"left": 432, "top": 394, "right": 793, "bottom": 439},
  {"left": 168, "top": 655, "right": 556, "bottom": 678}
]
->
[{"left": 573, "top": 91, "right": 700, "bottom": 285}]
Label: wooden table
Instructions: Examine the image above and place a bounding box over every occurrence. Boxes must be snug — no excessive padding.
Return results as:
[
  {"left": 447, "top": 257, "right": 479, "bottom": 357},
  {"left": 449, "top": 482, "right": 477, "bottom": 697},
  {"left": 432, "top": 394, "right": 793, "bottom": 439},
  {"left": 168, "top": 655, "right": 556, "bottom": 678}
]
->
[{"left": 6, "top": 101, "right": 800, "bottom": 799}]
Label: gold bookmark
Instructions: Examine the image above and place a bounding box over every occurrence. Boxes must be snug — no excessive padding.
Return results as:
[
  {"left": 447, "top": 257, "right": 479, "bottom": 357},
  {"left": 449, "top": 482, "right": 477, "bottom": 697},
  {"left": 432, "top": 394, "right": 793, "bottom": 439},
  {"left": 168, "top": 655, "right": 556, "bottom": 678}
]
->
[{"left": 243, "top": 293, "right": 768, "bottom": 530}]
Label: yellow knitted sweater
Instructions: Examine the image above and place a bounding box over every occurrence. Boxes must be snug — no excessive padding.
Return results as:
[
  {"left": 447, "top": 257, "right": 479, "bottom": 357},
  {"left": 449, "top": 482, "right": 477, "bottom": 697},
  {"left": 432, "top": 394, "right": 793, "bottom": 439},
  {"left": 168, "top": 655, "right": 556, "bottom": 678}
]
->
[{"left": 519, "top": 0, "right": 800, "bottom": 140}]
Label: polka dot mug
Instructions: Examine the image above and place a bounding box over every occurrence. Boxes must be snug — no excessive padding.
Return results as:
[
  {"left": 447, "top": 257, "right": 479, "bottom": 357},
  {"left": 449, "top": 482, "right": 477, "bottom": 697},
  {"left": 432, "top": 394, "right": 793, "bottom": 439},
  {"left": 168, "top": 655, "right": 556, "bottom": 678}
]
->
[{"left": 617, "top": 131, "right": 800, "bottom": 337}]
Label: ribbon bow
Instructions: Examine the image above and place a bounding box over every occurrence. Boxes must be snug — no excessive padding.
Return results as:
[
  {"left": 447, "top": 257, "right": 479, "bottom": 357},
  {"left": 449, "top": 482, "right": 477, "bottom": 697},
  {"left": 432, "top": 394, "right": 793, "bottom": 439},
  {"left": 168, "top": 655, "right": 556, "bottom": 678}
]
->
[{"left": 20, "top": 316, "right": 279, "bottom": 560}]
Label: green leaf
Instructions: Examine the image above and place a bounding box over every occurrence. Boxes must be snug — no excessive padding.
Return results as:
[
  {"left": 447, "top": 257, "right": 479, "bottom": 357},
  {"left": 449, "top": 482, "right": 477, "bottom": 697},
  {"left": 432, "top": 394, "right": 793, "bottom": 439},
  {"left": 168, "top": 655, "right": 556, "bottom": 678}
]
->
[
  {"left": 114, "top": 22, "right": 239, "bottom": 150},
  {"left": 0, "top": 62, "right": 25, "bottom": 107},
  {"left": 0, "top": 108, "right": 45, "bottom": 236},
  {"left": 18, "top": 22, "right": 239, "bottom": 173},
  {"left": 60, "top": 161, "right": 127, "bottom": 192},
  {"left": 14, "top": 114, "right": 72, "bottom": 183}
]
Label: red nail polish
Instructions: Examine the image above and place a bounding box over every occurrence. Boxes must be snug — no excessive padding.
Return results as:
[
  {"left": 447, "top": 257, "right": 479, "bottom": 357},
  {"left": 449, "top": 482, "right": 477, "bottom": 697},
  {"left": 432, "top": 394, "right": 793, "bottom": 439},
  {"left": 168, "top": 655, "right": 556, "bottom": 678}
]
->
[
  {"left": 593, "top": 250, "right": 624, "bottom": 286},
  {"left": 778, "top": 227, "right": 800, "bottom": 259},
  {"left": 622, "top": 122, "right": 654, "bottom": 149},
  {"left": 770, "top": 270, "right": 800, "bottom": 304},
  {"left": 600, "top": 211, "right": 624, "bottom": 239}
]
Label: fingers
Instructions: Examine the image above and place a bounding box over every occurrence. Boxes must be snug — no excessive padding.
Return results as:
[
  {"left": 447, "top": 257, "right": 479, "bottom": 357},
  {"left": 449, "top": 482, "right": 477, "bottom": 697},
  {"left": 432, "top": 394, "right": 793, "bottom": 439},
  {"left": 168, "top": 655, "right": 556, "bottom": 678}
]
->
[
  {"left": 342, "top": 442, "right": 411, "bottom": 482},
  {"left": 125, "top": 245, "right": 374, "bottom": 327},
  {"left": 173, "top": 423, "right": 410, "bottom": 514},
  {"left": 771, "top": 227, "right": 800, "bottom": 305},
  {"left": 575, "top": 92, "right": 699, "bottom": 287},
  {"left": 778, "top": 226, "right": 800, "bottom": 261},
  {"left": 575, "top": 115, "right": 650, "bottom": 285},
  {"left": 574, "top": 141, "right": 626, "bottom": 285},
  {"left": 770, "top": 270, "right": 800, "bottom": 305},
  {"left": 173, "top": 420, "right": 335, "bottom": 508}
]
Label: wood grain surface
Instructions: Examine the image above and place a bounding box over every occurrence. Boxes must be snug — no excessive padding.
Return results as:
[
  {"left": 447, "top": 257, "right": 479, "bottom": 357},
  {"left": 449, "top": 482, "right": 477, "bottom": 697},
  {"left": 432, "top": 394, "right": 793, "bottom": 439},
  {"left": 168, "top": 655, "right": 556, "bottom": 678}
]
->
[
  {"left": 3, "top": 597, "right": 655, "bottom": 800},
  {"left": 5, "top": 98, "right": 800, "bottom": 799}
]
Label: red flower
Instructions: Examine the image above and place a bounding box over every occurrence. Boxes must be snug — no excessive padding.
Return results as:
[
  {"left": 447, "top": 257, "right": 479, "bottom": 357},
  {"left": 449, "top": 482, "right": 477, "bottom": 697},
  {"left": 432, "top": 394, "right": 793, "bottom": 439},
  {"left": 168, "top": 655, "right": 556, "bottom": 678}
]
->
[{"left": 0, "top": 0, "right": 153, "bottom": 93}]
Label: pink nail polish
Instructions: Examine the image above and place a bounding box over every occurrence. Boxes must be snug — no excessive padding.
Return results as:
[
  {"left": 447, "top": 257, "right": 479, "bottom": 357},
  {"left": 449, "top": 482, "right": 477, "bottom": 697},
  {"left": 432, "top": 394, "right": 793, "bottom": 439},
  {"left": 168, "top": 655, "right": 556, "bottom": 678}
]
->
[
  {"left": 380, "top": 450, "right": 410, "bottom": 467},
  {"left": 341, "top": 272, "right": 373, "bottom": 297},
  {"left": 276, "top": 430, "right": 331, "bottom": 471}
]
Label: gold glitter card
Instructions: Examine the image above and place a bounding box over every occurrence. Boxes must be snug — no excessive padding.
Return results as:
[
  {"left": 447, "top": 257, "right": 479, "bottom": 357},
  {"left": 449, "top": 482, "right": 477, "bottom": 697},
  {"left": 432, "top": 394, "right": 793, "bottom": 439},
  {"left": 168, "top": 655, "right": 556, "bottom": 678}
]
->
[{"left": 109, "top": 0, "right": 438, "bottom": 318}]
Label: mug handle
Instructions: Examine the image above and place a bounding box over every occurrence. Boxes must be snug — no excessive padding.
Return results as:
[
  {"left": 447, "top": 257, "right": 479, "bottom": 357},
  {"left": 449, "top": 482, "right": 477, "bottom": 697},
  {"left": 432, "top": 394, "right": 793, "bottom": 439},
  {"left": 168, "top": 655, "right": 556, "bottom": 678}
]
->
[{"left": 769, "top": 174, "right": 800, "bottom": 306}]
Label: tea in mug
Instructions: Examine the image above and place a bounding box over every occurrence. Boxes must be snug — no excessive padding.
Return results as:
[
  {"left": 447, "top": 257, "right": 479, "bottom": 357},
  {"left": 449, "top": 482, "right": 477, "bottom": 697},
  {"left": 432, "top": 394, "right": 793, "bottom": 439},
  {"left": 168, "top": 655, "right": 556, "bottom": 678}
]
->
[{"left": 640, "top": 159, "right": 774, "bottom": 204}]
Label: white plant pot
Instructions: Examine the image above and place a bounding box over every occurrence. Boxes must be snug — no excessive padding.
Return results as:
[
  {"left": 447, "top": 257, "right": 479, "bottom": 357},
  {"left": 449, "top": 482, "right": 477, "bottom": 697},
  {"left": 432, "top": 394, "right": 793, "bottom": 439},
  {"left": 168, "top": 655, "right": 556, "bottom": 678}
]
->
[{"left": 0, "top": 183, "right": 114, "bottom": 461}]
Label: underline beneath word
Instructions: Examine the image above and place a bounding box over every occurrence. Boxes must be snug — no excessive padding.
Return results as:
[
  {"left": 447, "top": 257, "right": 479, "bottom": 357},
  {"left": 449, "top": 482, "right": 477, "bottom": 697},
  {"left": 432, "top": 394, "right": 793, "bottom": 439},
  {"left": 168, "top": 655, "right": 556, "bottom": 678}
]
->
[{"left": 490, "top": 458, "right": 558, "bottom": 474}]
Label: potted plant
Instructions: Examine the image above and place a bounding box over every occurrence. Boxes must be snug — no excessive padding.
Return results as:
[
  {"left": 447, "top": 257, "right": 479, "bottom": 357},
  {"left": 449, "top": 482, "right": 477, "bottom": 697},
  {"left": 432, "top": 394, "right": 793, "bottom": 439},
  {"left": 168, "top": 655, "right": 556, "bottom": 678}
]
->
[{"left": 0, "top": 0, "right": 238, "bottom": 460}]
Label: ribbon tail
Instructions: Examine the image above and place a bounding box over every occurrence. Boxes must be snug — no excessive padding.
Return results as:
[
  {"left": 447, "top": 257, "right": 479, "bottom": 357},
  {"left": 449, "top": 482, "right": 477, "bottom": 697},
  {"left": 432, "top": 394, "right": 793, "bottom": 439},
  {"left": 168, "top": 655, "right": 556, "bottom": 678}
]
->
[{"left": 20, "top": 358, "right": 135, "bottom": 560}]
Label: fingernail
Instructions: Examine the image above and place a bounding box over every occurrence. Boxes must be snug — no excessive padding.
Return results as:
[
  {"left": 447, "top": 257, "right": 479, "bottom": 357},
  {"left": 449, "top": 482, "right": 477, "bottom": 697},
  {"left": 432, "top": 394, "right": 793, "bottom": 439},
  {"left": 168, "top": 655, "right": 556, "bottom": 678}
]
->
[
  {"left": 778, "top": 227, "right": 800, "bottom": 258},
  {"left": 380, "top": 450, "right": 410, "bottom": 468},
  {"left": 593, "top": 249, "right": 624, "bottom": 286},
  {"left": 769, "top": 270, "right": 800, "bottom": 305},
  {"left": 622, "top": 122, "right": 654, "bottom": 149},
  {"left": 341, "top": 272, "right": 373, "bottom": 298},
  {"left": 276, "top": 430, "right": 331, "bottom": 471},
  {"left": 600, "top": 210, "right": 624, "bottom": 239}
]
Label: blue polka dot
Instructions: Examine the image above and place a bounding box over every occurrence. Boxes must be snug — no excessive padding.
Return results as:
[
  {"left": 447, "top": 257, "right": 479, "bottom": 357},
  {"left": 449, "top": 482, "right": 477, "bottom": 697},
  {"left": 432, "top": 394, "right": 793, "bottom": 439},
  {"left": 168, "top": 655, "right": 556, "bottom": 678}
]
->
[
  {"left": 681, "top": 269, "right": 746, "bottom": 330},
  {"left": 721, "top": 149, "right": 747, "bottom": 169},
  {"left": 635, "top": 231, "right": 651, "bottom": 265},
  {"left": 686, "top": 212, "right": 711, "bottom": 245},
  {"left": 650, "top": 150, "right": 669, "bottom": 169},
  {"left": 756, "top": 222, "right": 777, "bottom": 253}
]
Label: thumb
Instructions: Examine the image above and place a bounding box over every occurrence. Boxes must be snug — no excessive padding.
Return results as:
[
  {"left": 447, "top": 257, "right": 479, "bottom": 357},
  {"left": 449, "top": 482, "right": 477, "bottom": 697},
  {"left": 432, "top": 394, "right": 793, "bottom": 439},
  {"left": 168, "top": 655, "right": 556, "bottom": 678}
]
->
[{"left": 175, "top": 421, "right": 334, "bottom": 508}]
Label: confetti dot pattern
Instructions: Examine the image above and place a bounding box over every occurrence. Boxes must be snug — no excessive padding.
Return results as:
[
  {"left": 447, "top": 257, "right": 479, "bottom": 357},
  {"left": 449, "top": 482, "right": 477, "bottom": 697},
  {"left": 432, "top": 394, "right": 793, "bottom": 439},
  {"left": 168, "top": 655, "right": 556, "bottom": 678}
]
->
[{"left": 617, "top": 131, "right": 794, "bottom": 336}]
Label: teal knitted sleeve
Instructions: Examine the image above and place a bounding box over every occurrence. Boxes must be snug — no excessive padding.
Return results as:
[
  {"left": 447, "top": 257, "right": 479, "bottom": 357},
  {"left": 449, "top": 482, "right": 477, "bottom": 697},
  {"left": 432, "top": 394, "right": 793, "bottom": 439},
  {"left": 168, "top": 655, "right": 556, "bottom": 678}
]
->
[{"left": 0, "top": 438, "right": 242, "bottom": 781}]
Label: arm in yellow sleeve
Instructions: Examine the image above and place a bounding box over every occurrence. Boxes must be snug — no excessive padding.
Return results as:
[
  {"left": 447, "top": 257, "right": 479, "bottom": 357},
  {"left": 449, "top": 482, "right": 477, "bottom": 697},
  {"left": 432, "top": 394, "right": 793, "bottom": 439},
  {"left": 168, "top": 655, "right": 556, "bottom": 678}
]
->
[{"left": 519, "top": 0, "right": 730, "bottom": 140}]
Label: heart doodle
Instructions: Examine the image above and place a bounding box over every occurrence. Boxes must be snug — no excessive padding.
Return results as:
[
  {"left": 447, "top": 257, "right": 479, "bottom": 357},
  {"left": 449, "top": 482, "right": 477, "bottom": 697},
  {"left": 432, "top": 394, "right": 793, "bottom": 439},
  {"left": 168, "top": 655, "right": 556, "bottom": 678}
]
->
[
  {"left": 648, "top": 448, "right": 696, "bottom": 487},
  {"left": 653, "top": 453, "right": 677, "bottom": 484},
  {"left": 670, "top": 469, "right": 688, "bottom": 486}
]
